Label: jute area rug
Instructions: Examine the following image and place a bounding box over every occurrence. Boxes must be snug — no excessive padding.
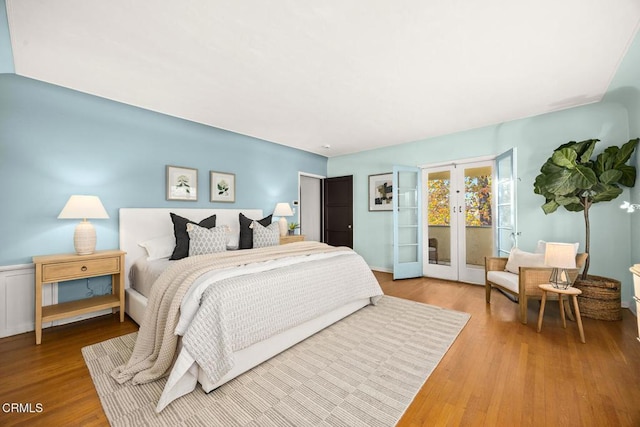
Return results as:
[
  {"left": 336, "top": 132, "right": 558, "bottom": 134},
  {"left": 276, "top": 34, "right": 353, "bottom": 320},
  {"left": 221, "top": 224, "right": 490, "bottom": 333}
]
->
[{"left": 82, "top": 296, "right": 470, "bottom": 426}]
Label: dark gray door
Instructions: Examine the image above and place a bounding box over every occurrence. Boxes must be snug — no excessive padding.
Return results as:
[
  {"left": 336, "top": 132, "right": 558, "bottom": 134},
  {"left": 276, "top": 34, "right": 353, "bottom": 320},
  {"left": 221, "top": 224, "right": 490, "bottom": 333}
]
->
[{"left": 323, "top": 175, "right": 353, "bottom": 248}]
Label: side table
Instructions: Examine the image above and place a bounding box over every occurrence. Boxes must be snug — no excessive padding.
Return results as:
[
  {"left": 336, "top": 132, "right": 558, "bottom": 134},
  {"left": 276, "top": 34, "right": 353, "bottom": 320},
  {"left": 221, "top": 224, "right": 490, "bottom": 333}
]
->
[
  {"left": 33, "top": 250, "right": 126, "bottom": 345},
  {"left": 537, "top": 284, "right": 585, "bottom": 343}
]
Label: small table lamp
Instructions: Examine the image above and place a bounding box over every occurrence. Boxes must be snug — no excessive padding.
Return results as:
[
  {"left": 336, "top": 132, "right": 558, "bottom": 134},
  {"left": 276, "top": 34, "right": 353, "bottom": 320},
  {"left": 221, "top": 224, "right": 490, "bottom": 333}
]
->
[
  {"left": 273, "top": 202, "right": 294, "bottom": 236},
  {"left": 58, "top": 195, "right": 109, "bottom": 255},
  {"left": 544, "top": 242, "right": 577, "bottom": 289}
]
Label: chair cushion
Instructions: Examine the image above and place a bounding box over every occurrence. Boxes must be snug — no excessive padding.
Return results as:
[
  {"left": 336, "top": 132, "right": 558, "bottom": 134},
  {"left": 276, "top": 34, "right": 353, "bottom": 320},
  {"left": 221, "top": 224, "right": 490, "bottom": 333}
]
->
[
  {"left": 504, "top": 248, "right": 546, "bottom": 274},
  {"left": 487, "top": 271, "right": 519, "bottom": 293}
]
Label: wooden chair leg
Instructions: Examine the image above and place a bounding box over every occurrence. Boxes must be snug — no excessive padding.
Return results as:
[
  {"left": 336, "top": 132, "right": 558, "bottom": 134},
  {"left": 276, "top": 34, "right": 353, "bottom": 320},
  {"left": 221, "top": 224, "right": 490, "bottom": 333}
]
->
[
  {"left": 520, "top": 295, "right": 528, "bottom": 324},
  {"left": 537, "top": 291, "right": 547, "bottom": 332},
  {"left": 485, "top": 283, "right": 491, "bottom": 303}
]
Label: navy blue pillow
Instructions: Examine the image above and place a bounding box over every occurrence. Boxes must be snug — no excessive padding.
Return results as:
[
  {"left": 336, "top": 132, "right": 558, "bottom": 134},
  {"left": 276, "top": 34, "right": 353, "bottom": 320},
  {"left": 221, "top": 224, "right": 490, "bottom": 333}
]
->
[
  {"left": 239, "top": 213, "right": 273, "bottom": 249},
  {"left": 169, "top": 213, "right": 217, "bottom": 260}
]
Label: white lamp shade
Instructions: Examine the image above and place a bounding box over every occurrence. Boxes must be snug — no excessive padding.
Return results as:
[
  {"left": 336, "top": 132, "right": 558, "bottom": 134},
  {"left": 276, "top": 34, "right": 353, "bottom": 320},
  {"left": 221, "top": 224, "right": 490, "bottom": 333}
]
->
[
  {"left": 273, "top": 202, "right": 294, "bottom": 217},
  {"left": 273, "top": 203, "right": 293, "bottom": 237},
  {"left": 58, "top": 195, "right": 109, "bottom": 219},
  {"left": 544, "top": 242, "right": 577, "bottom": 268},
  {"left": 58, "top": 195, "right": 108, "bottom": 255}
]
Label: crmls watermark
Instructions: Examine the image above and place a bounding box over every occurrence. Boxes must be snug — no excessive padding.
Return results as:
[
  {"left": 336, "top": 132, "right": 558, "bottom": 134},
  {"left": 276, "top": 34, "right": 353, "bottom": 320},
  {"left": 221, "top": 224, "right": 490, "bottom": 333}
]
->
[{"left": 2, "top": 402, "right": 44, "bottom": 413}]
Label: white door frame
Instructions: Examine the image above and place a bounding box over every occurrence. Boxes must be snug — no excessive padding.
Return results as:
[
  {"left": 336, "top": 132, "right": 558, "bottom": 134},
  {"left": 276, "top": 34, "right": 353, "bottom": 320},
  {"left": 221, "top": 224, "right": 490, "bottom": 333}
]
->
[{"left": 298, "top": 172, "right": 325, "bottom": 242}]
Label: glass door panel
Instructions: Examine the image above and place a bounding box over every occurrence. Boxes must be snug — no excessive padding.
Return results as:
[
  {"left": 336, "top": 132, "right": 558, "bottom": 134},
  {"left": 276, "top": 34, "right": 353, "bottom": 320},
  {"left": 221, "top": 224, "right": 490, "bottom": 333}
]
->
[
  {"left": 424, "top": 166, "right": 458, "bottom": 281},
  {"left": 460, "top": 164, "right": 493, "bottom": 284},
  {"left": 495, "top": 148, "right": 518, "bottom": 256},
  {"left": 427, "top": 169, "right": 452, "bottom": 266},
  {"left": 393, "top": 166, "right": 422, "bottom": 279}
]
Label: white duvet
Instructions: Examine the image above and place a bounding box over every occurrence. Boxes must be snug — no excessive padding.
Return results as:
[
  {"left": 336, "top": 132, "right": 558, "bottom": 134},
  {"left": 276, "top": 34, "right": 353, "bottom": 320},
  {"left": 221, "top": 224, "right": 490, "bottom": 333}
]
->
[{"left": 156, "top": 249, "right": 383, "bottom": 412}]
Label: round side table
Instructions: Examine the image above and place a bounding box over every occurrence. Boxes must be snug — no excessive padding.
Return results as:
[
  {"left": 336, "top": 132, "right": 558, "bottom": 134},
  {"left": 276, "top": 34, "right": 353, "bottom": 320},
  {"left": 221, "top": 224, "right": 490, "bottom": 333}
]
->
[{"left": 537, "top": 284, "right": 585, "bottom": 343}]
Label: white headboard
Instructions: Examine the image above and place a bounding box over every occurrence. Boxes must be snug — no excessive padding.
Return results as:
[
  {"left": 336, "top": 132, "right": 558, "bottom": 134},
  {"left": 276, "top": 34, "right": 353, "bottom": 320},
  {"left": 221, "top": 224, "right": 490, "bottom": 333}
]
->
[{"left": 119, "top": 208, "right": 264, "bottom": 288}]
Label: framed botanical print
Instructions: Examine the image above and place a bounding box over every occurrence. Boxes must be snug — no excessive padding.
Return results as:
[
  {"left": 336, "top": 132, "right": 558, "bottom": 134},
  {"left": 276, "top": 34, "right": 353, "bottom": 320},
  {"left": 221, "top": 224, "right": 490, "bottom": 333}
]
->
[
  {"left": 210, "top": 171, "right": 236, "bottom": 203},
  {"left": 166, "top": 165, "right": 198, "bottom": 201},
  {"left": 368, "top": 173, "right": 393, "bottom": 211}
]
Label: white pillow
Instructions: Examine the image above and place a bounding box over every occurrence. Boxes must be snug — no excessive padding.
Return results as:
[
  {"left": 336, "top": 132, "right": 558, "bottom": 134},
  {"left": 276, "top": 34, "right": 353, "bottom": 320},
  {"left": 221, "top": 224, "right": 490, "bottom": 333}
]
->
[
  {"left": 504, "top": 247, "right": 546, "bottom": 274},
  {"left": 186, "top": 223, "right": 227, "bottom": 256},
  {"left": 138, "top": 235, "right": 175, "bottom": 261},
  {"left": 252, "top": 221, "right": 280, "bottom": 248},
  {"left": 535, "top": 240, "right": 579, "bottom": 254}
]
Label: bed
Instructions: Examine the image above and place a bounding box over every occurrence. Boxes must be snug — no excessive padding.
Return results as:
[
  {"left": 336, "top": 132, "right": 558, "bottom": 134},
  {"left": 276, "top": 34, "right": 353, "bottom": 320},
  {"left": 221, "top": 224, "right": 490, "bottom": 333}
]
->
[{"left": 116, "top": 208, "right": 383, "bottom": 412}]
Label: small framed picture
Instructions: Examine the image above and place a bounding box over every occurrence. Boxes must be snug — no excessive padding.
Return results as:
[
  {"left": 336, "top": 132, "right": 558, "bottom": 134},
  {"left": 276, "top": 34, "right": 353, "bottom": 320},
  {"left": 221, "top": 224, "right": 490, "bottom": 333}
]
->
[
  {"left": 369, "top": 173, "right": 393, "bottom": 211},
  {"left": 210, "top": 171, "right": 236, "bottom": 203},
  {"left": 166, "top": 165, "right": 198, "bottom": 201}
]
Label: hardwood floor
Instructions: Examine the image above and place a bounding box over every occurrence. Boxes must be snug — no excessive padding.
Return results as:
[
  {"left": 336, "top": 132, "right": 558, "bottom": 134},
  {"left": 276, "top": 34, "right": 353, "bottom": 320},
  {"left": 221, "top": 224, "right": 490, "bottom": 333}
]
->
[{"left": 1, "top": 273, "right": 639, "bottom": 426}]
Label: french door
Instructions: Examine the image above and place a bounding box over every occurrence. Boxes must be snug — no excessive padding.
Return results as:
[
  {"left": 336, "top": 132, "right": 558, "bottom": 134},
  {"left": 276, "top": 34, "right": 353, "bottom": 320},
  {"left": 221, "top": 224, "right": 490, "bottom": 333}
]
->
[
  {"left": 422, "top": 153, "right": 515, "bottom": 284},
  {"left": 495, "top": 149, "right": 518, "bottom": 256},
  {"left": 392, "top": 166, "right": 423, "bottom": 279}
]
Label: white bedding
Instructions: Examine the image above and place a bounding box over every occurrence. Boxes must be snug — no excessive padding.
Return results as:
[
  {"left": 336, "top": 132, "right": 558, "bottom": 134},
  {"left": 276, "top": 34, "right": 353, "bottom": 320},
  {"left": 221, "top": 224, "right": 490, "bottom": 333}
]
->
[
  {"left": 129, "top": 257, "right": 171, "bottom": 298},
  {"left": 157, "top": 249, "right": 382, "bottom": 411},
  {"left": 114, "top": 239, "right": 383, "bottom": 413}
]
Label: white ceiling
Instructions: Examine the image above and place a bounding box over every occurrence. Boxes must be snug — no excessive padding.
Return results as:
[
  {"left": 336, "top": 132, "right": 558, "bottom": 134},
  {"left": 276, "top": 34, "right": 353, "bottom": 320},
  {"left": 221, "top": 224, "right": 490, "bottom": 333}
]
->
[{"left": 6, "top": 1, "right": 640, "bottom": 157}]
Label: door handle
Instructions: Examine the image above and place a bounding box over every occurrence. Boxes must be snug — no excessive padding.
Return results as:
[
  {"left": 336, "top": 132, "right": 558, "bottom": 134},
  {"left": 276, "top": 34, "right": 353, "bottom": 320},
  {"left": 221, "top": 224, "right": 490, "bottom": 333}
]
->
[{"left": 348, "top": 224, "right": 352, "bottom": 229}]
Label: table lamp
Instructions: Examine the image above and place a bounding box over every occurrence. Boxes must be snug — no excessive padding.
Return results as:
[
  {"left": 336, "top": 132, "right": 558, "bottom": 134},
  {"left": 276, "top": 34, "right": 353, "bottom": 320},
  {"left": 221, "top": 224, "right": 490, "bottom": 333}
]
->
[
  {"left": 273, "top": 202, "right": 293, "bottom": 236},
  {"left": 58, "top": 195, "right": 109, "bottom": 255},
  {"left": 544, "top": 242, "right": 577, "bottom": 289}
]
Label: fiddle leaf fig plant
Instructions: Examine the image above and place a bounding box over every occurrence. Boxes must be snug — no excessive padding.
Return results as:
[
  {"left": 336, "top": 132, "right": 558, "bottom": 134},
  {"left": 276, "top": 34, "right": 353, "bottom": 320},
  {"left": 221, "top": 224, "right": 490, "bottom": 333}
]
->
[{"left": 534, "top": 138, "right": 639, "bottom": 279}]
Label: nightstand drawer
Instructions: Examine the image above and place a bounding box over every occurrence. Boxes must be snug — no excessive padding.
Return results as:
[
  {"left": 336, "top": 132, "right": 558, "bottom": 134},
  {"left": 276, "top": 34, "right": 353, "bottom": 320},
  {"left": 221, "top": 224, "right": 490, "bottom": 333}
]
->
[{"left": 42, "top": 256, "right": 120, "bottom": 282}]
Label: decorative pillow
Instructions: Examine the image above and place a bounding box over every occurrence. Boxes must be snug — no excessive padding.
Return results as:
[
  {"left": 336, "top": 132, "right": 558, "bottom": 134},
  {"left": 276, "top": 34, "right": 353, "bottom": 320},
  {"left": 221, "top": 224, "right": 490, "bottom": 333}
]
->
[
  {"left": 504, "top": 247, "right": 546, "bottom": 274},
  {"left": 535, "top": 240, "right": 579, "bottom": 255},
  {"left": 186, "top": 223, "right": 227, "bottom": 256},
  {"left": 169, "top": 213, "right": 217, "bottom": 260},
  {"left": 252, "top": 221, "right": 280, "bottom": 248},
  {"left": 238, "top": 213, "right": 273, "bottom": 249},
  {"left": 138, "top": 234, "right": 175, "bottom": 261}
]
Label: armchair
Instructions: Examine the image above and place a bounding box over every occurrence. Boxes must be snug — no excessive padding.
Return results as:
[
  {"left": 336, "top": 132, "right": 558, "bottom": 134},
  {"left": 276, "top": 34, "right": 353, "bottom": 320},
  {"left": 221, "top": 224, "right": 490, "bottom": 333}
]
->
[{"left": 485, "top": 253, "right": 588, "bottom": 324}]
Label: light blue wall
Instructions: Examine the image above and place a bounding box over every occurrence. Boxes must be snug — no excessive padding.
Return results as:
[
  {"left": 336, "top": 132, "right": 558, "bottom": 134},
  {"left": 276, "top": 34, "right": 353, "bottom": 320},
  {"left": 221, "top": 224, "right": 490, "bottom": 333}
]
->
[
  {"left": 0, "top": 0, "right": 14, "bottom": 73},
  {"left": 329, "top": 103, "right": 632, "bottom": 277},
  {"left": 604, "top": 30, "right": 640, "bottom": 311},
  {"left": 0, "top": 74, "right": 326, "bottom": 299},
  {"left": 328, "top": 28, "right": 640, "bottom": 306}
]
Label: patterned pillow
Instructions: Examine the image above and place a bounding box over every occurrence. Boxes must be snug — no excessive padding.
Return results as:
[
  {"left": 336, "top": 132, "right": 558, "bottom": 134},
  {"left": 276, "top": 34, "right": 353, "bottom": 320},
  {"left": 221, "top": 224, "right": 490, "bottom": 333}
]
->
[
  {"left": 186, "top": 223, "right": 227, "bottom": 256},
  {"left": 252, "top": 221, "right": 280, "bottom": 248},
  {"left": 239, "top": 213, "right": 273, "bottom": 249},
  {"left": 169, "top": 213, "right": 217, "bottom": 260}
]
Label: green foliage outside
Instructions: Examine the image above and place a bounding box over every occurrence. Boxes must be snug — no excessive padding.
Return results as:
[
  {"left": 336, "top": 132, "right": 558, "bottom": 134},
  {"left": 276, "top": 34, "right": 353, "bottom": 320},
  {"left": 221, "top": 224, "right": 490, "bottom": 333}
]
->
[{"left": 428, "top": 176, "right": 492, "bottom": 227}]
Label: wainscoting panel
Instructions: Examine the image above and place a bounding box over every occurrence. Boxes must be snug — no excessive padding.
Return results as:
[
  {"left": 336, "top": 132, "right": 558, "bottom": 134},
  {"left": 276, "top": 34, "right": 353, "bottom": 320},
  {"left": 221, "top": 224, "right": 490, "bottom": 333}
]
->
[{"left": 0, "top": 263, "right": 36, "bottom": 338}]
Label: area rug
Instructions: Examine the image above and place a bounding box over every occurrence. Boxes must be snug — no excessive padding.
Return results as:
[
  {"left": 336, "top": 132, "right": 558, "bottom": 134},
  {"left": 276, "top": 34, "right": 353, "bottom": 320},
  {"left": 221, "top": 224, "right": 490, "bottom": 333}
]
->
[{"left": 82, "top": 296, "right": 470, "bottom": 426}]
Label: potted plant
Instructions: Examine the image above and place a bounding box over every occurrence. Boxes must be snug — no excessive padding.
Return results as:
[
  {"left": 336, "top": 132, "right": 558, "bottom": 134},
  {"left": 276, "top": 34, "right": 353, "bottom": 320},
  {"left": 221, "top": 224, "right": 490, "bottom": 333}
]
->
[
  {"left": 288, "top": 222, "right": 300, "bottom": 235},
  {"left": 533, "top": 137, "right": 639, "bottom": 320}
]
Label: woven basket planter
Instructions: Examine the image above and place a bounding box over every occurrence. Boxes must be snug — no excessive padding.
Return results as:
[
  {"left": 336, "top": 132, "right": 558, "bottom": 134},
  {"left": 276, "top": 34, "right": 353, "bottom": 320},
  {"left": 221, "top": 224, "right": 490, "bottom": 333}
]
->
[{"left": 573, "top": 275, "right": 622, "bottom": 321}]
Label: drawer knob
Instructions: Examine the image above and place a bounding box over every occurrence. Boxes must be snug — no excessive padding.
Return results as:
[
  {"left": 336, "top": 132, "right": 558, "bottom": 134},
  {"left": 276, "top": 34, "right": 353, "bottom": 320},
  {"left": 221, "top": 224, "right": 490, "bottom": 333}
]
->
[{"left": 81, "top": 266, "right": 88, "bottom": 272}]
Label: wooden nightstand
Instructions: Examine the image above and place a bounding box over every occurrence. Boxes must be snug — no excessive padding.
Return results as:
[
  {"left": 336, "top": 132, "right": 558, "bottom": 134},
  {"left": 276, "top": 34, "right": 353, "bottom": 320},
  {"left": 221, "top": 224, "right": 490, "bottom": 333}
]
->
[
  {"left": 32, "top": 250, "right": 126, "bottom": 344},
  {"left": 280, "top": 235, "right": 305, "bottom": 244}
]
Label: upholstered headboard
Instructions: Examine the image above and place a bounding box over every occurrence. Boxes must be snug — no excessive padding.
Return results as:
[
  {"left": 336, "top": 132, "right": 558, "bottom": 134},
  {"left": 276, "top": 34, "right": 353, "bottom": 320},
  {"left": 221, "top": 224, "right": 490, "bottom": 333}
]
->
[{"left": 119, "top": 208, "right": 264, "bottom": 288}]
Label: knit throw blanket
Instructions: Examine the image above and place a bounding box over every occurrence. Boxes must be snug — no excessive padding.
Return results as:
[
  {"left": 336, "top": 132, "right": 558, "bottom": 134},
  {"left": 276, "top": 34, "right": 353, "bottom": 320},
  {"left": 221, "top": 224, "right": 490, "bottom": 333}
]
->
[{"left": 111, "top": 241, "right": 348, "bottom": 386}]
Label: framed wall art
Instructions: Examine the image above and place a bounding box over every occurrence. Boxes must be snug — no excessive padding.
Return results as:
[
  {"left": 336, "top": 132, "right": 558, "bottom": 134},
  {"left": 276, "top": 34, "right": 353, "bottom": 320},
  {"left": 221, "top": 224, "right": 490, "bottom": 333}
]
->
[
  {"left": 166, "top": 165, "right": 198, "bottom": 201},
  {"left": 210, "top": 171, "right": 236, "bottom": 203},
  {"left": 368, "top": 173, "right": 393, "bottom": 211}
]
